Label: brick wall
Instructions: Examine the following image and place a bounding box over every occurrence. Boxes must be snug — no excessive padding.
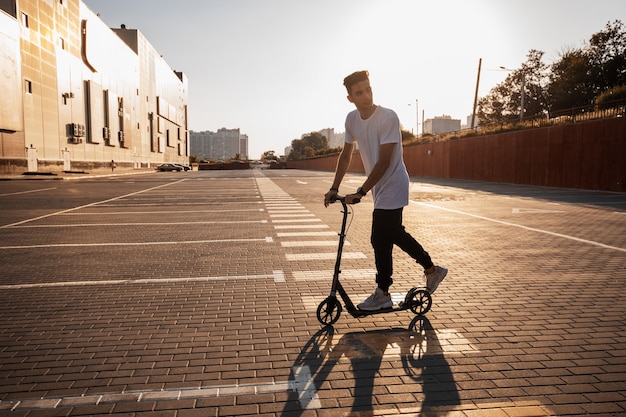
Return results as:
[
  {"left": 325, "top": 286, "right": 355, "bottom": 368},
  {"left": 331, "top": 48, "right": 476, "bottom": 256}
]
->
[{"left": 287, "top": 117, "right": 626, "bottom": 192}]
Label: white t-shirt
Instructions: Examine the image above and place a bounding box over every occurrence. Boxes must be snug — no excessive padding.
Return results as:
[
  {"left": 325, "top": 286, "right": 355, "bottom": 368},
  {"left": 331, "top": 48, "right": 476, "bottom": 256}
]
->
[{"left": 345, "top": 105, "right": 409, "bottom": 210}]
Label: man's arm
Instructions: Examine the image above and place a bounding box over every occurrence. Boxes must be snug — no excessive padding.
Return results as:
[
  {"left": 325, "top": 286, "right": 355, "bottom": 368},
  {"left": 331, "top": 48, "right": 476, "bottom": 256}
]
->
[
  {"left": 331, "top": 142, "right": 354, "bottom": 189},
  {"left": 342, "top": 142, "right": 395, "bottom": 205},
  {"left": 359, "top": 142, "right": 395, "bottom": 194},
  {"left": 324, "top": 142, "right": 354, "bottom": 206}
]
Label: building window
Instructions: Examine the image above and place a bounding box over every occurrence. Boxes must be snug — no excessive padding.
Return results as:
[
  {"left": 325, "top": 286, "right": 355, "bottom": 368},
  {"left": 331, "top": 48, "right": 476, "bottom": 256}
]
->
[
  {"left": 21, "top": 12, "right": 29, "bottom": 28},
  {"left": 58, "top": 37, "right": 65, "bottom": 50},
  {"left": 0, "top": 1, "right": 17, "bottom": 18},
  {"left": 25, "top": 79, "right": 32, "bottom": 94}
]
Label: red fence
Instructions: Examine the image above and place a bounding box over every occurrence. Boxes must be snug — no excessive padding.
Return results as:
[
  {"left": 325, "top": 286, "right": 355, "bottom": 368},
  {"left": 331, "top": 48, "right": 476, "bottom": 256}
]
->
[{"left": 286, "top": 117, "right": 626, "bottom": 192}]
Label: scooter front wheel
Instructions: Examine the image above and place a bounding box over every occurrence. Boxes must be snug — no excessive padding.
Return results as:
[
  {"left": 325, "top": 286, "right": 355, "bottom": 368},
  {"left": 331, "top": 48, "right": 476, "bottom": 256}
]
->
[
  {"left": 407, "top": 288, "right": 432, "bottom": 316},
  {"left": 316, "top": 296, "right": 342, "bottom": 326}
]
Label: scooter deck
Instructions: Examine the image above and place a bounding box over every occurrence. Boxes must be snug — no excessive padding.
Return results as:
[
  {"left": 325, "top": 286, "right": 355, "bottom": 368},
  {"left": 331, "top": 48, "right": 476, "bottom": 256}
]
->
[{"left": 347, "top": 303, "right": 411, "bottom": 318}]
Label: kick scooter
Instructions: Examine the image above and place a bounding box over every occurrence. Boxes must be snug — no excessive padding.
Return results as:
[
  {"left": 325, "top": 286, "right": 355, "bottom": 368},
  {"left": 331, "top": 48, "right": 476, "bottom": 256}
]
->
[{"left": 316, "top": 195, "right": 432, "bottom": 326}]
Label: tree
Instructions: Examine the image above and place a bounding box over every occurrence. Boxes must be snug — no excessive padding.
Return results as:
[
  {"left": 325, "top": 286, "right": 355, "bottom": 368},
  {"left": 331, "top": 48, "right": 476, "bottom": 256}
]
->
[
  {"left": 401, "top": 129, "right": 416, "bottom": 144},
  {"left": 478, "top": 21, "right": 626, "bottom": 125},
  {"left": 547, "top": 20, "right": 626, "bottom": 114},
  {"left": 477, "top": 82, "right": 513, "bottom": 125},
  {"left": 587, "top": 20, "right": 626, "bottom": 95},
  {"left": 477, "top": 49, "right": 549, "bottom": 124},
  {"left": 261, "top": 150, "right": 278, "bottom": 162},
  {"left": 547, "top": 47, "right": 595, "bottom": 113},
  {"left": 596, "top": 85, "right": 626, "bottom": 109},
  {"left": 287, "top": 132, "right": 328, "bottom": 160}
]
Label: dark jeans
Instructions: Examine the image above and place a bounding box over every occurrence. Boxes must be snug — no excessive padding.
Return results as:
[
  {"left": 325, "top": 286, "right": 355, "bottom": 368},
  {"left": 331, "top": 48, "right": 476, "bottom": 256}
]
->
[{"left": 371, "top": 208, "right": 434, "bottom": 292}]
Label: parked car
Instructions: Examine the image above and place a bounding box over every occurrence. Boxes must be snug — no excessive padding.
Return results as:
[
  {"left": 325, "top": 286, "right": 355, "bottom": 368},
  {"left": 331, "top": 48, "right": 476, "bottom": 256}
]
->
[
  {"left": 156, "top": 163, "right": 182, "bottom": 172},
  {"left": 173, "top": 164, "right": 192, "bottom": 171}
]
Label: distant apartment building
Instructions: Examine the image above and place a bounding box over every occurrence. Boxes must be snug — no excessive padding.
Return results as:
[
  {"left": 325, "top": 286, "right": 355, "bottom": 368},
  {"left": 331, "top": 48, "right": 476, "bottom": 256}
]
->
[
  {"left": 309, "top": 128, "right": 345, "bottom": 149},
  {"left": 285, "top": 128, "right": 346, "bottom": 159},
  {"left": 0, "top": 0, "right": 188, "bottom": 174},
  {"left": 316, "top": 128, "right": 333, "bottom": 148},
  {"left": 318, "top": 128, "right": 346, "bottom": 149},
  {"left": 190, "top": 128, "right": 248, "bottom": 161},
  {"left": 423, "top": 115, "right": 461, "bottom": 135},
  {"left": 462, "top": 114, "right": 480, "bottom": 129}
]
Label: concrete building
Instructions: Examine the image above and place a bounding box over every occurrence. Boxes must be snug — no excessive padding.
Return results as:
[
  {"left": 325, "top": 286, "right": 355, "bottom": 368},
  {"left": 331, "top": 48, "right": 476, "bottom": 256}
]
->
[
  {"left": 331, "top": 131, "right": 345, "bottom": 149},
  {"left": 464, "top": 114, "right": 480, "bottom": 129},
  {"left": 423, "top": 115, "right": 461, "bottom": 135},
  {"left": 0, "top": 0, "right": 189, "bottom": 174},
  {"left": 315, "top": 128, "right": 346, "bottom": 149},
  {"left": 190, "top": 128, "right": 248, "bottom": 161}
]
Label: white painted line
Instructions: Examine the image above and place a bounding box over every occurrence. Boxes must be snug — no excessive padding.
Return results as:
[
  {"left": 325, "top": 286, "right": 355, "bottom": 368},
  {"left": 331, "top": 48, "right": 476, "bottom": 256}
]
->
[
  {"left": 9, "top": 220, "right": 268, "bottom": 228},
  {"left": 0, "top": 237, "right": 273, "bottom": 250},
  {"left": 413, "top": 201, "right": 626, "bottom": 253},
  {"left": 267, "top": 210, "right": 310, "bottom": 214},
  {"left": 0, "top": 180, "right": 186, "bottom": 229},
  {"left": 286, "top": 252, "right": 366, "bottom": 261},
  {"left": 292, "top": 365, "right": 321, "bottom": 409},
  {"left": 269, "top": 214, "right": 315, "bottom": 218},
  {"left": 98, "top": 201, "right": 262, "bottom": 207},
  {"left": 271, "top": 219, "right": 321, "bottom": 223},
  {"left": 0, "top": 271, "right": 285, "bottom": 290},
  {"left": 292, "top": 269, "right": 376, "bottom": 281},
  {"left": 277, "top": 231, "right": 337, "bottom": 237},
  {"left": 3, "top": 380, "right": 298, "bottom": 411},
  {"left": 2, "top": 385, "right": 547, "bottom": 414},
  {"left": 62, "top": 209, "right": 265, "bottom": 215},
  {"left": 512, "top": 207, "right": 564, "bottom": 214},
  {"left": 274, "top": 225, "right": 329, "bottom": 229},
  {"left": 324, "top": 178, "right": 364, "bottom": 185},
  {"left": 0, "top": 187, "right": 56, "bottom": 197},
  {"left": 273, "top": 270, "right": 286, "bottom": 283},
  {"left": 281, "top": 240, "right": 348, "bottom": 247}
]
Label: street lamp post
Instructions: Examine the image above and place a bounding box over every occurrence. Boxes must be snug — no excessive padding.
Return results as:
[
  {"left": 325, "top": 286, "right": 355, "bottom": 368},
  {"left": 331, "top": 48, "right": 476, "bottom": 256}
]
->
[
  {"left": 500, "top": 66, "right": 525, "bottom": 123},
  {"left": 415, "top": 99, "right": 419, "bottom": 136},
  {"left": 408, "top": 99, "right": 419, "bottom": 137}
]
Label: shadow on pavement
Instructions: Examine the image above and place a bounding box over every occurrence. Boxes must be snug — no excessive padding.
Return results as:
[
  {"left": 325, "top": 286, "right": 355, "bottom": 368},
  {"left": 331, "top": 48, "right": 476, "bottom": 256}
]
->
[
  {"left": 283, "top": 316, "right": 459, "bottom": 416},
  {"left": 411, "top": 176, "right": 626, "bottom": 212}
]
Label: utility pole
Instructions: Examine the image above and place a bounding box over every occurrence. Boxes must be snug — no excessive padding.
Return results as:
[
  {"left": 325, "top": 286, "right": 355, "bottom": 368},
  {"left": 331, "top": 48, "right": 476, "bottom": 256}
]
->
[
  {"left": 415, "top": 99, "right": 419, "bottom": 136},
  {"left": 500, "top": 66, "right": 525, "bottom": 123},
  {"left": 471, "top": 58, "right": 482, "bottom": 130}
]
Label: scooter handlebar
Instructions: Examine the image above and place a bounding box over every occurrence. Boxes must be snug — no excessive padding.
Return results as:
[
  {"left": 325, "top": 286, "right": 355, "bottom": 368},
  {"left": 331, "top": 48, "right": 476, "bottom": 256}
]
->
[{"left": 330, "top": 194, "right": 360, "bottom": 204}]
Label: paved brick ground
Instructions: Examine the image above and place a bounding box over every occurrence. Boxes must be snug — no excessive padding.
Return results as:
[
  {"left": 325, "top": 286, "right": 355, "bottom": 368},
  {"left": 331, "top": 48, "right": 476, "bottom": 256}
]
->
[{"left": 0, "top": 169, "right": 624, "bottom": 416}]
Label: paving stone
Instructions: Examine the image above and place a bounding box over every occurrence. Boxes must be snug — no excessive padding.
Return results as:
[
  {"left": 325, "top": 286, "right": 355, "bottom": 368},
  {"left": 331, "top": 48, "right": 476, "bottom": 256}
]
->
[{"left": 0, "top": 172, "right": 624, "bottom": 415}]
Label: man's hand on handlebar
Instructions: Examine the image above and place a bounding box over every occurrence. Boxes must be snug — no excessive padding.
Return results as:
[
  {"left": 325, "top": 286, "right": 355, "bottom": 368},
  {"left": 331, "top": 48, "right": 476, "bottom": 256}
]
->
[
  {"left": 324, "top": 190, "right": 361, "bottom": 207},
  {"left": 324, "top": 189, "right": 338, "bottom": 207},
  {"left": 344, "top": 193, "right": 361, "bottom": 205}
]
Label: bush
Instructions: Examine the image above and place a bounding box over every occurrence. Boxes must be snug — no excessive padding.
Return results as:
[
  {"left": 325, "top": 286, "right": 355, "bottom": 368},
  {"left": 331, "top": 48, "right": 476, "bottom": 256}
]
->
[{"left": 596, "top": 85, "right": 626, "bottom": 109}]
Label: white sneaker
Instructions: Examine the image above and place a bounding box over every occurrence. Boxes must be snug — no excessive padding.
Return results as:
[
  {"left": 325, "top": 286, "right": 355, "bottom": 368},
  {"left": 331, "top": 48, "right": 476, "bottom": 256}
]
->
[
  {"left": 425, "top": 266, "right": 448, "bottom": 294},
  {"left": 358, "top": 288, "right": 393, "bottom": 311}
]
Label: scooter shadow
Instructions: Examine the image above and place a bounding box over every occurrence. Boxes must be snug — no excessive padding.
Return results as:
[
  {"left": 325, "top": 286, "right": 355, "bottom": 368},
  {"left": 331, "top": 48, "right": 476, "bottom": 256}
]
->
[{"left": 282, "top": 316, "right": 460, "bottom": 416}]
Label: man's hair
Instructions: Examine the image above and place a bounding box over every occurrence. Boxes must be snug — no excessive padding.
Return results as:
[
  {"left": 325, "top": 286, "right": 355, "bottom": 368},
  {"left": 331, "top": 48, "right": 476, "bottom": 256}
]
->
[{"left": 343, "top": 70, "right": 369, "bottom": 94}]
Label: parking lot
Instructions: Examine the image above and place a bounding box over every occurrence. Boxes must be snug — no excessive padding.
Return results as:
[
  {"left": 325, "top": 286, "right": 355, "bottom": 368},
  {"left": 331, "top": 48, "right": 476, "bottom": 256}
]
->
[{"left": 1, "top": 168, "right": 625, "bottom": 416}]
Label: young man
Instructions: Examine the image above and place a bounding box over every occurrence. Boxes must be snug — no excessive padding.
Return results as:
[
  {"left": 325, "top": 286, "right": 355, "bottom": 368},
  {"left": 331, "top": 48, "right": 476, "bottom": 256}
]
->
[{"left": 324, "top": 70, "right": 448, "bottom": 311}]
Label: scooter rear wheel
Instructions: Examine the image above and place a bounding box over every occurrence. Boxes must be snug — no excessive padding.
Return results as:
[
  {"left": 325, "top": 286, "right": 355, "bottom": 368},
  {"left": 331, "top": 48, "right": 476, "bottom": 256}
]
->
[
  {"left": 407, "top": 288, "right": 432, "bottom": 316},
  {"left": 316, "top": 296, "right": 342, "bottom": 325}
]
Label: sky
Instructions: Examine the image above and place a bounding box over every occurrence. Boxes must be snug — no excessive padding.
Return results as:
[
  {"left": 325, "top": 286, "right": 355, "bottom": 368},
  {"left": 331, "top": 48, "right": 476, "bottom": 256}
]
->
[{"left": 82, "top": 0, "right": 626, "bottom": 159}]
